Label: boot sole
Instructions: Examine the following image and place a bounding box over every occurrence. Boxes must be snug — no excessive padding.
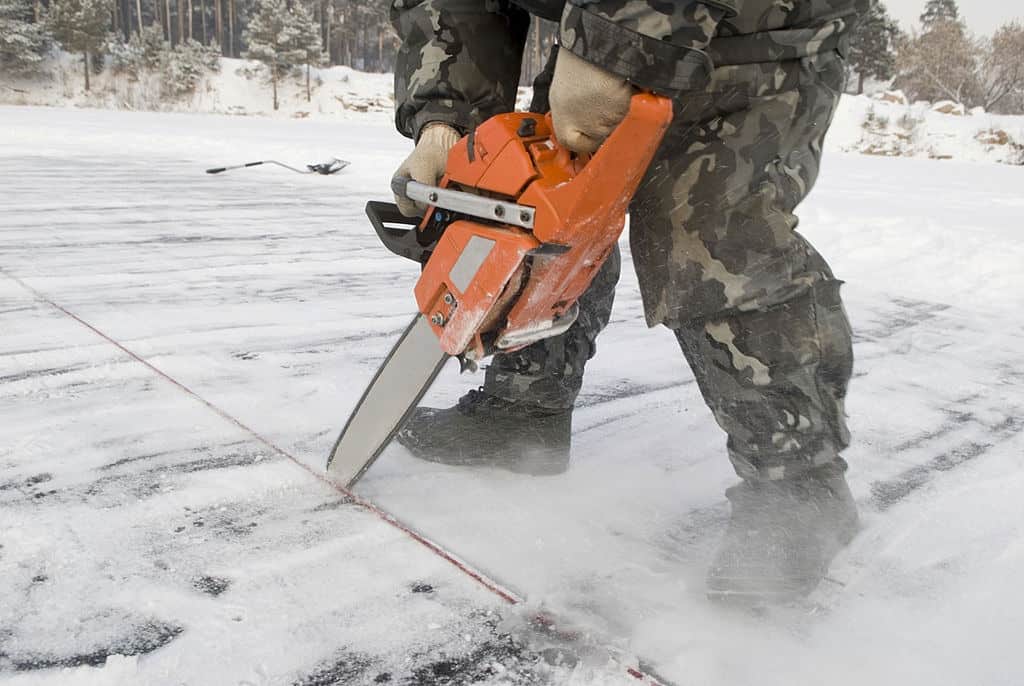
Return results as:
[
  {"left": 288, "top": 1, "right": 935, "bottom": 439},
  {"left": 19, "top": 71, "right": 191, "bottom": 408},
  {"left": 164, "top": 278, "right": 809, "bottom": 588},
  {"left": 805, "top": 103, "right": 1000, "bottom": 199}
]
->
[
  {"left": 398, "top": 439, "right": 570, "bottom": 476},
  {"left": 414, "top": 453, "right": 569, "bottom": 476},
  {"left": 705, "top": 584, "right": 819, "bottom": 606}
]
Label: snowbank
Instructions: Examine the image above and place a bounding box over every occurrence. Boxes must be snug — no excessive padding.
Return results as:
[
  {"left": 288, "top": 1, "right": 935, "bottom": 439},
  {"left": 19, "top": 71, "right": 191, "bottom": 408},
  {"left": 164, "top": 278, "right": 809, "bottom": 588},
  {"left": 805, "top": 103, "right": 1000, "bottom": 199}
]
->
[
  {"left": 3, "top": 55, "right": 1023, "bottom": 164},
  {"left": 1, "top": 54, "right": 395, "bottom": 121},
  {"left": 829, "top": 91, "right": 1024, "bottom": 166}
]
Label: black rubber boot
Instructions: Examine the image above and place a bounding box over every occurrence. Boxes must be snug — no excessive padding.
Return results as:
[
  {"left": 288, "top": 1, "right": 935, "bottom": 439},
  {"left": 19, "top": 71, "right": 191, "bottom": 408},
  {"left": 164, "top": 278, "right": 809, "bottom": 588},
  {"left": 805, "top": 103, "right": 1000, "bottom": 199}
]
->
[
  {"left": 395, "top": 389, "right": 572, "bottom": 476},
  {"left": 706, "top": 460, "right": 860, "bottom": 603}
]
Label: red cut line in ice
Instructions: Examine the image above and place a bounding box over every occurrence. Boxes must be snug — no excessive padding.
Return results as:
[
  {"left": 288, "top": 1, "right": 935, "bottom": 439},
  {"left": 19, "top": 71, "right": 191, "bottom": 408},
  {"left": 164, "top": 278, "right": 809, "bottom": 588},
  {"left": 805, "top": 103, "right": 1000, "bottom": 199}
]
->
[
  {"left": 4, "top": 267, "right": 675, "bottom": 686},
  {"left": 1, "top": 268, "right": 522, "bottom": 606}
]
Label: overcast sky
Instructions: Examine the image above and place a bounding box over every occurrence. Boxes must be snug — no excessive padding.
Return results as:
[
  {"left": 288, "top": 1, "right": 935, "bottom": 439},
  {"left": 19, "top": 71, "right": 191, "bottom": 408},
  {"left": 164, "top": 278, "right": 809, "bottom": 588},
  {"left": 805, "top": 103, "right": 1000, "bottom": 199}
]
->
[{"left": 883, "top": 0, "right": 1022, "bottom": 36}]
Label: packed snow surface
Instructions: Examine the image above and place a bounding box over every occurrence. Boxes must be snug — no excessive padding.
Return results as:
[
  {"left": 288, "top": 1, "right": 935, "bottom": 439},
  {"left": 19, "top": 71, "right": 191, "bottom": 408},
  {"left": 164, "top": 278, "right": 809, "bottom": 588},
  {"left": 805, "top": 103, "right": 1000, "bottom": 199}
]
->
[{"left": 1, "top": 105, "right": 1023, "bottom": 685}]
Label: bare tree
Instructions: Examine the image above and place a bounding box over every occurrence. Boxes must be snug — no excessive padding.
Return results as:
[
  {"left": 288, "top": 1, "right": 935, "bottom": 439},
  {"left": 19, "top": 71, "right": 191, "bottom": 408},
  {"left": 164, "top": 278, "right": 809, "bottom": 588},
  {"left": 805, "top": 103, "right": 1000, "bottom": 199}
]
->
[
  {"left": 896, "top": 19, "right": 977, "bottom": 105},
  {"left": 978, "top": 22, "right": 1024, "bottom": 113}
]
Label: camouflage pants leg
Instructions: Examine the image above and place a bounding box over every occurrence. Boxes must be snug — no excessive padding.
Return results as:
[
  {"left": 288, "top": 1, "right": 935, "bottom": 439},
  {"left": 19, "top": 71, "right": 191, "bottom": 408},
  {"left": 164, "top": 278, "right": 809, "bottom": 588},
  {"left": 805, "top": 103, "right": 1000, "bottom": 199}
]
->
[
  {"left": 630, "top": 57, "right": 855, "bottom": 481},
  {"left": 673, "top": 276, "right": 853, "bottom": 480},
  {"left": 481, "top": 244, "right": 621, "bottom": 411}
]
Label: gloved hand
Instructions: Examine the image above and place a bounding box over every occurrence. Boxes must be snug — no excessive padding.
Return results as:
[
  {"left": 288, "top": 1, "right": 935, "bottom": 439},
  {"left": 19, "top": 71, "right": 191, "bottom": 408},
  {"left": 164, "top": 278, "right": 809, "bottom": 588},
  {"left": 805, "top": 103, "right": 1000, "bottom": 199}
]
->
[
  {"left": 392, "top": 122, "right": 462, "bottom": 217},
  {"left": 549, "top": 49, "right": 636, "bottom": 155}
]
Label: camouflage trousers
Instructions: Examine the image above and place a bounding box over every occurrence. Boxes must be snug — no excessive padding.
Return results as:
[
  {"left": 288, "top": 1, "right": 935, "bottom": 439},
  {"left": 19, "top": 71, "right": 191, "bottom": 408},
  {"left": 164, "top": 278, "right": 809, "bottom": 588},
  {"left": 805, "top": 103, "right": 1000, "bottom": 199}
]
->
[{"left": 484, "top": 54, "right": 854, "bottom": 482}]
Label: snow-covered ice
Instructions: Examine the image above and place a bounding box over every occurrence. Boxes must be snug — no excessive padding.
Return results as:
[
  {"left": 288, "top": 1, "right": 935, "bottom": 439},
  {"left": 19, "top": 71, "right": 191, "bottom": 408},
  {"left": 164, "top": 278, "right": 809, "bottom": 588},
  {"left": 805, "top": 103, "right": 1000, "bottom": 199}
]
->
[{"left": 1, "top": 105, "right": 1023, "bottom": 685}]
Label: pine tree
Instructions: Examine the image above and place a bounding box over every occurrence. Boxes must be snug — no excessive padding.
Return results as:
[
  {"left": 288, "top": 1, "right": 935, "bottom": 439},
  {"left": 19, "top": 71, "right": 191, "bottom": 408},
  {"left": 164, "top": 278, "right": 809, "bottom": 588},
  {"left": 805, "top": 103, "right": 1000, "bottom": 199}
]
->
[
  {"left": 47, "top": 0, "right": 113, "bottom": 91},
  {"left": 139, "top": 23, "right": 169, "bottom": 69},
  {"left": 163, "top": 38, "right": 221, "bottom": 96},
  {"left": 0, "top": 0, "right": 51, "bottom": 73},
  {"left": 848, "top": 1, "right": 900, "bottom": 93},
  {"left": 108, "top": 23, "right": 166, "bottom": 76},
  {"left": 243, "top": 0, "right": 291, "bottom": 110},
  {"left": 920, "top": 0, "right": 959, "bottom": 30},
  {"left": 244, "top": 0, "right": 322, "bottom": 109},
  {"left": 289, "top": 0, "right": 321, "bottom": 102}
]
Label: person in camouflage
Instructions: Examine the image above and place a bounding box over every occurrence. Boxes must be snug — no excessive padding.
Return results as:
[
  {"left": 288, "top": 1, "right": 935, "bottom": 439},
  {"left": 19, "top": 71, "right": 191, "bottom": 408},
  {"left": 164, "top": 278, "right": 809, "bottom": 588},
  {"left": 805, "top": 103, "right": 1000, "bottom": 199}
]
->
[{"left": 390, "top": 0, "right": 869, "bottom": 601}]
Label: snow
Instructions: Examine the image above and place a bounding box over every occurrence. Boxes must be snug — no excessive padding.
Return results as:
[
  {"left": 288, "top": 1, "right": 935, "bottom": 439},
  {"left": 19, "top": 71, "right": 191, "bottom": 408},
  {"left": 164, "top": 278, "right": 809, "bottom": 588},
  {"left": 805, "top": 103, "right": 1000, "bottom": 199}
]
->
[
  {"left": 4, "top": 55, "right": 1023, "bottom": 165},
  {"left": 827, "top": 92, "right": 1024, "bottom": 165},
  {"left": 2, "top": 102, "right": 1024, "bottom": 685},
  {"left": 1, "top": 54, "right": 397, "bottom": 120}
]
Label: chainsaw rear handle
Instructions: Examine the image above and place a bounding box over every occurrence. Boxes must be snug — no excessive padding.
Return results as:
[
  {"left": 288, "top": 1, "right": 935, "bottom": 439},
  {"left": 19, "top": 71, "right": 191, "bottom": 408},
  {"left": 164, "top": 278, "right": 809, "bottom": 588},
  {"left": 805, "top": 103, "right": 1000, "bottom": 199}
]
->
[{"left": 365, "top": 200, "right": 431, "bottom": 263}]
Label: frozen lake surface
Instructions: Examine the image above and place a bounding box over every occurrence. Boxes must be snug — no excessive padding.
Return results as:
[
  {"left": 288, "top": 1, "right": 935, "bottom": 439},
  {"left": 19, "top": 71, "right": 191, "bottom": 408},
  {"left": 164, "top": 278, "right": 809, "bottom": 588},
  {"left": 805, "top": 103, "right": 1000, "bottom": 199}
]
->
[{"left": 2, "top": 106, "right": 1023, "bottom": 685}]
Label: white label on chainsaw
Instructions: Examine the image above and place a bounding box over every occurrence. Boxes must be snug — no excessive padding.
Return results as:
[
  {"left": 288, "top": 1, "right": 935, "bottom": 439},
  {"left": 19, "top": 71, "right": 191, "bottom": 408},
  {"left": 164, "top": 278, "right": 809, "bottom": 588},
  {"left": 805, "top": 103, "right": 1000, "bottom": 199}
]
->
[{"left": 450, "top": 236, "right": 495, "bottom": 293}]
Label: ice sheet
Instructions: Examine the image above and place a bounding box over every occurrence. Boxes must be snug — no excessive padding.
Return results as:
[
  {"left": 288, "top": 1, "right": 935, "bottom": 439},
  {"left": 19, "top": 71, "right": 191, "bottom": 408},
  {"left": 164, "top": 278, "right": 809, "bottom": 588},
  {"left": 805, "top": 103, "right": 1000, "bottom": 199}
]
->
[{"left": 2, "top": 105, "right": 1023, "bottom": 685}]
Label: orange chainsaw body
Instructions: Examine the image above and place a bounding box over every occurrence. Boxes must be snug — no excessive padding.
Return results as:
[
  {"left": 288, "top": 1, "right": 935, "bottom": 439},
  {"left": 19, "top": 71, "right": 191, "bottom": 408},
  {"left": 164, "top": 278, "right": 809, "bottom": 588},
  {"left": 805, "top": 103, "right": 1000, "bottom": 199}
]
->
[{"left": 413, "top": 94, "right": 673, "bottom": 359}]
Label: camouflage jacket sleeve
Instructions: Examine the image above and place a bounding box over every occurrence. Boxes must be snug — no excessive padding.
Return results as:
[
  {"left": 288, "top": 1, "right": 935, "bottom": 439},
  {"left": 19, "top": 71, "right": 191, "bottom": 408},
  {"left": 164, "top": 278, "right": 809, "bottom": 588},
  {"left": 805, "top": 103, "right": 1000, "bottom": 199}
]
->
[
  {"left": 559, "top": 0, "right": 738, "bottom": 93},
  {"left": 391, "top": 0, "right": 530, "bottom": 140}
]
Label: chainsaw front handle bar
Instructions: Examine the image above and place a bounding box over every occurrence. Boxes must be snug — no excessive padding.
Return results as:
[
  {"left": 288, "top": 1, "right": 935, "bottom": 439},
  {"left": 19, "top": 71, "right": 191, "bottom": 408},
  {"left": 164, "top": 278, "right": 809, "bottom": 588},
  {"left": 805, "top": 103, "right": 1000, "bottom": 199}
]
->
[
  {"left": 396, "top": 92, "right": 673, "bottom": 231},
  {"left": 392, "top": 177, "right": 537, "bottom": 230}
]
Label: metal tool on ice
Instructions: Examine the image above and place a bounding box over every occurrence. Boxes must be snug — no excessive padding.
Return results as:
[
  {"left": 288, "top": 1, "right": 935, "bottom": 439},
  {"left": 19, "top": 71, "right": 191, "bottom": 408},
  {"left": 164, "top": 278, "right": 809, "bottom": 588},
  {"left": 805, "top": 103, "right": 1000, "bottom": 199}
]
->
[{"left": 327, "top": 94, "right": 673, "bottom": 487}]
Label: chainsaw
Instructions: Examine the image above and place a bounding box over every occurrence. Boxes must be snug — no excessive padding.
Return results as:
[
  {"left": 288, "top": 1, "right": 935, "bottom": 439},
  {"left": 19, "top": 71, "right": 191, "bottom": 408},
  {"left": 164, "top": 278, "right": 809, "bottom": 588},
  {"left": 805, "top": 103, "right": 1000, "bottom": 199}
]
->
[{"left": 327, "top": 93, "right": 673, "bottom": 487}]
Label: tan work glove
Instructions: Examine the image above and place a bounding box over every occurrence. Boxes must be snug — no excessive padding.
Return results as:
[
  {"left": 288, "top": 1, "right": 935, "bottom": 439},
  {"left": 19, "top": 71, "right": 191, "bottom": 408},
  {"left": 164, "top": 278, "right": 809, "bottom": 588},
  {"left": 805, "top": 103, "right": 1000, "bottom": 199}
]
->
[
  {"left": 549, "top": 49, "right": 636, "bottom": 155},
  {"left": 392, "top": 122, "right": 462, "bottom": 217}
]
